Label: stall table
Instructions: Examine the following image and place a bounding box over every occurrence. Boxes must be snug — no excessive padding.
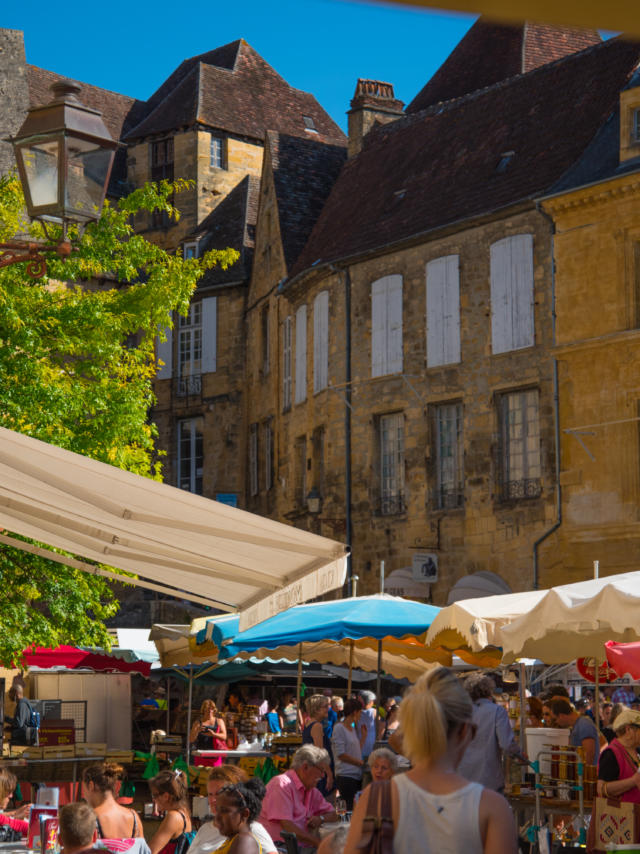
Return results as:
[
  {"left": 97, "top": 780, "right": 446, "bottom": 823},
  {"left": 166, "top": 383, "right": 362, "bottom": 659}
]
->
[{"left": 192, "top": 749, "right": 270, "bottom": 767}]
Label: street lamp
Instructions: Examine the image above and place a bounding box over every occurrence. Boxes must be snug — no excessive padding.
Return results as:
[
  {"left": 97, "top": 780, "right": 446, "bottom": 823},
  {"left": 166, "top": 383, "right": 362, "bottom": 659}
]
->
[{"left": 1, "top": 80, "right": 117, "bottom": 278}]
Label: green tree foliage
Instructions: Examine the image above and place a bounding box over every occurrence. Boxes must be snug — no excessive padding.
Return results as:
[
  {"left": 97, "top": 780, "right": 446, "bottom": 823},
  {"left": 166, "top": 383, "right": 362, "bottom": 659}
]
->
[{"left": 0, "top": 175, "right": 238, "bottom": 665}]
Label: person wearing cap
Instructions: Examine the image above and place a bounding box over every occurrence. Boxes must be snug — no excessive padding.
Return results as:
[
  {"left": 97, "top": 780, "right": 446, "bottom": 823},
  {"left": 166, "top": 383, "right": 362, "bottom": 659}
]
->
[
  {"left": 597, "top": 708, "right": 640, "bottom": 802},
  {"left": 549, "top": 697, "right": 599, "bottom": 766}
]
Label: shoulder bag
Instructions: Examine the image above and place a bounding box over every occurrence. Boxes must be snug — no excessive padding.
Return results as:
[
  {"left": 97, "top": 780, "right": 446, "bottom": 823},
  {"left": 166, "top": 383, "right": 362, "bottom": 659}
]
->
[{"left": 355, "top": 780, "right": 394, "bottom": 854}]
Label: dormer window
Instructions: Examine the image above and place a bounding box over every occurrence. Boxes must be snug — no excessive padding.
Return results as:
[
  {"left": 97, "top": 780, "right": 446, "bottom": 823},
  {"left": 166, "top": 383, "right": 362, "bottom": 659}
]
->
[
  {"left": 183, "top": 242, "right": 199, "bottom": 259},
  {"left": 496, "top": 150, "right": 515, "bottom": 174},
  {"left": 303, "top": 115, "right": 318, "bottom": 133},
  {"left": 633, "top": 109, "right": 640, "bottom": 143}
]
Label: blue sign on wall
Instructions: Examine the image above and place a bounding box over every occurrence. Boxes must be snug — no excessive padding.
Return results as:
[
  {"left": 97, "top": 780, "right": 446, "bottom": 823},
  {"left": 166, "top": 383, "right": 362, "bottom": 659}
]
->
[{"left": 216, "top": 493, "right": 238, "bottom": 507}]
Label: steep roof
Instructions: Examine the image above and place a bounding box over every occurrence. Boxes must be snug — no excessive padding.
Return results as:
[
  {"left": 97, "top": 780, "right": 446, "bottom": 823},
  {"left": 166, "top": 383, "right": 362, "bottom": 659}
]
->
[
  {"left": 125, "top": 40, "right": 345, "bottom": 144},
  {"left": 291, "top": 37, "right": 640, "bottom": 277},
  {"left": 27, "top": 66, "right": 148, "bottom": 193},
  {"left": 267, "top": 132, "right": 347, "bottom": 271},
  {"left": 191, "top": 175, "right": 260, "bottom": 288},
  {"left": 27, "top": 65, "right": 147, "bottom": 140},
  {"left": 407, "top": 18, "right": 602, "bottom": 113}
]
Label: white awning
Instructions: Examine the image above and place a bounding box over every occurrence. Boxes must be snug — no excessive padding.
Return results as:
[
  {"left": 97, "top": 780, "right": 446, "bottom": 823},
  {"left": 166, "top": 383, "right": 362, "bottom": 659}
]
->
[{"left": 0, "top": 427, "right": 347, "bottom": 628}]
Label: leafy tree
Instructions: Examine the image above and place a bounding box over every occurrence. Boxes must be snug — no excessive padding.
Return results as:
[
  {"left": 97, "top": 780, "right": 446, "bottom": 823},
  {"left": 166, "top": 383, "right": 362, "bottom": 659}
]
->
[{"left": 0, "top": 175, "right": 238, "bottom": 665}]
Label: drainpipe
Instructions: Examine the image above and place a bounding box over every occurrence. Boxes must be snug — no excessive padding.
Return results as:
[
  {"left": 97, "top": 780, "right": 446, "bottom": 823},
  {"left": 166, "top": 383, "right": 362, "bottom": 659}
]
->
[
  {"left": 533, "top": 203, "right": 563, "bottom": 589},
  {"left": 330, "top": 263, "right": 353, "bottom": 595}
]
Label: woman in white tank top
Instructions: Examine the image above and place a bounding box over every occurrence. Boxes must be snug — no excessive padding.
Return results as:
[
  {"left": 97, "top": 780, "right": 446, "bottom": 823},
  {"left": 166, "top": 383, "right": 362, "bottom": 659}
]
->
[{"left": 342, "top": 668, "right": 517, "bottom": 854}]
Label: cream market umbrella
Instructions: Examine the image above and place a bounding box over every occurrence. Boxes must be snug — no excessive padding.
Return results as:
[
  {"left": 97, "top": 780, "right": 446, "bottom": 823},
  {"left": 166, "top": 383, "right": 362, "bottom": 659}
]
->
[
  {"left": 425, "top": 570, "right": 640, "bottom": 665},
  {"left": 0, "top": 426, "right": 347, "bottom": 627}
]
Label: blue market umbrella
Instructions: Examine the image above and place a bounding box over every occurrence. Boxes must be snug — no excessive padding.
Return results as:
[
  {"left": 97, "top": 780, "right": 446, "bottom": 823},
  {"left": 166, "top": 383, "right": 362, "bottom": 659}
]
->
[{"left": 198, "top": 594, "right": 441, "bottom": 696}]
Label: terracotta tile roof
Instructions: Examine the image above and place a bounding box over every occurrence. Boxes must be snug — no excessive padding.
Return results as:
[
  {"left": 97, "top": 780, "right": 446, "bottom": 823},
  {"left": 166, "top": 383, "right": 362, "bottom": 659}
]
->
[
  {"left": 267, "top": 131, "right": 347, "bottom": 271},
  {"left": 407, "top": 18, "right": 601, "bottom": 113},
  {"left": 291, "top": 37, "right": 640, "bottom": 278},
  {"left": 191, "top": 175, "right": 260, "bottom": 288},
  {"left": 125, "top": 40, "right": 345, "bottom": 144}
]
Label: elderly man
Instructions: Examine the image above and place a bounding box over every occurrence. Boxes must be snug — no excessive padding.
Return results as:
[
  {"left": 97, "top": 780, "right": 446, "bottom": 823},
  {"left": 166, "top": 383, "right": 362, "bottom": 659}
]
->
[
  {"left": 457, "top": 672, "right": 521, "bottom": 791},
  {"left": 259, "top": 745, "right": 339, "bottom": 849},
  {"left": 356, "top": 691, "right": 377, "bottom": 761},
  {"left": 550, "top": 697, "right": 599, "bottom": 765}
]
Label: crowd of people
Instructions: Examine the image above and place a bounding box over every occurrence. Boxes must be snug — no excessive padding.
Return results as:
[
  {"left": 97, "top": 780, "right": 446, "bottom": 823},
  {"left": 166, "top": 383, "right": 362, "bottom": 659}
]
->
[{"left": 8, "top": 674, "right": 640, "bottom": 854}]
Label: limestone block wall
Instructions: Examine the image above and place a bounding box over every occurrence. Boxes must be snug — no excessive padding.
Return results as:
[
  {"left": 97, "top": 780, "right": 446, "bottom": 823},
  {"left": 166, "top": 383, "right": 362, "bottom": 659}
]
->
[
  {"left": 0, "top": 29, "right": 29, "bottom": 177},
  {"left": 542, "top": 177, "right": 640, "bottom": 585}
]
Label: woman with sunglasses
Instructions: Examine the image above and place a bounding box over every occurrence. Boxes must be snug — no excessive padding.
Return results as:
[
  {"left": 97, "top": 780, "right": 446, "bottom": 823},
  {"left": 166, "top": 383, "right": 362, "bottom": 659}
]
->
[
  {"left": 213, "top": 779, "right": 266, "bottom": 854},
  {"left": 343, "top": 667, "right": 517, "bottom": 854},
  {"left": 148, "top": 771, "right": 194, "bottom": 854}
]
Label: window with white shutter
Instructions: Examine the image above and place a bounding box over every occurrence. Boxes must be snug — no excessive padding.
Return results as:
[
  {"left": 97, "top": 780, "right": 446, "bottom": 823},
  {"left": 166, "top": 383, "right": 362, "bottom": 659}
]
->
[
  {"left": 426, "top": 255, "right": 460, "bottom": 366},
  {"left": 156, "top": 325, "right": 173, "bottom": 379},
  {"left": 295, "top": 305, "right": 307, "bottom": 404},
  {"left": 313, "top": 291, "right": 329, "bottom": 393},
  {"left": 202, "top": 296, "right": 217, "bottom": 374},
  {"left": 283, "top": 316, "right": 292, "bottom": 411},
  {"left": 490, "top": 234, "right": 534, "bottom": 354},
  {"left": 371, "top": 275, "right": 403, "bottom": 377}
]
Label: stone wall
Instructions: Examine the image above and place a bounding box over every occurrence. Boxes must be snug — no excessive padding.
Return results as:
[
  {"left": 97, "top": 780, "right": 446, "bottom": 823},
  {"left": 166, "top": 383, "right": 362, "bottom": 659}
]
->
[{"left": 0, "top": 29, "right": 29, "bottom": 177}]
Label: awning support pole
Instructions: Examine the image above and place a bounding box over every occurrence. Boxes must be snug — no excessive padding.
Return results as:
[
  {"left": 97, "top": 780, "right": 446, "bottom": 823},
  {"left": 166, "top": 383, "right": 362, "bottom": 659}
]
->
[
  {"left": 186, "top": 668, "right": 193, "bottom": 767},
  {"left": 296, "top": 643, "right": 303, "bottom": 734},
  {"left": 348, "top": 640, "right": 354, "bottom": 697}
]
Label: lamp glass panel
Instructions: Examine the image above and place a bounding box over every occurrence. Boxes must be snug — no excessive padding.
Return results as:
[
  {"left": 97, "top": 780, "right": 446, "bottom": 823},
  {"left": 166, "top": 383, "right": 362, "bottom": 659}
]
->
[
  {"left": 21, "top": 140, "right": 59, "bottom": 207},
  {"left": 64, "top": 137, "right": 112, "bottom": 219}
]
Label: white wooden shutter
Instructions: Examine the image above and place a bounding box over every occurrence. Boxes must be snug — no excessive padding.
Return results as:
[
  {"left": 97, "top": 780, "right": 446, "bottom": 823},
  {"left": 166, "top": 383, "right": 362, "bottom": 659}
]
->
[
  {"left": 427, "top": 255, "right": 460, "bottom": 366},
  {"left": 295, "top": 304, "right": 307, "bottom": 404},
  {"left": 491, "top": 235, "right": 534, "bottom": 353},
  {"left": 313, "top": 290, "right": 329, "bottom": 393},
  {"left": 387, "top": 275, "right": 403, "bottom": 374},
  {"left": 156, "top": 325, "right": 173, "bottom": 379},
  {"left": 283, "top": 316, "right": 292, "bottom": 409},
  {"left": 511, "top": 234, "right": 535, "bottom": 349},
  {"left": 201, "top": 296, "right": 217, "bottom": 373},
  {"left": 371, "top": 278, "right": 388, "bottom": 377},
  {"left": 491, "top": 238, "right": 513, "bottom": 354}
]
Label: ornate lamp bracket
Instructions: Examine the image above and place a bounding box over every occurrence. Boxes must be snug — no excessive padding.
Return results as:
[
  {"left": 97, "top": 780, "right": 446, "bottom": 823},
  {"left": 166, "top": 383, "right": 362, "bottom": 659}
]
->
[{"left": 0, "top": 240, "right": 72, "bottom": 278}]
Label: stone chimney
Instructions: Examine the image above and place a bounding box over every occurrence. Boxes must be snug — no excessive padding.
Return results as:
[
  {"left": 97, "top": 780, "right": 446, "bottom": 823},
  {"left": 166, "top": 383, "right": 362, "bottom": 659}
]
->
[
  {"left": 347, "top": 79, "right": 404, "bottom": 158},
  {"left": 0, "top": 29, "right": 30, "bottom": 176}
]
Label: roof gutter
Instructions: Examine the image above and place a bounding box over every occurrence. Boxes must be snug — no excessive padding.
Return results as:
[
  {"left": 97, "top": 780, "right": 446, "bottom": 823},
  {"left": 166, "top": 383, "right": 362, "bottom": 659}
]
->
[
  {"left": 532, "top": 200, "right": 562, "bottom": 590},
  {"left": 280, "top": 197, "right": 535, "bottom": 293}
]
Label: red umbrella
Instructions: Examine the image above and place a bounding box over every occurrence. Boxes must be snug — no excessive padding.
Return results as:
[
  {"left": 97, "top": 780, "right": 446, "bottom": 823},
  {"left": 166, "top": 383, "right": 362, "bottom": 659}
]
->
[
  {"left": 605, "top": 640, "right": 640, "bottom": 680},
  {"left": 22, "top": 645, "right": 151, "bottom": 677}
]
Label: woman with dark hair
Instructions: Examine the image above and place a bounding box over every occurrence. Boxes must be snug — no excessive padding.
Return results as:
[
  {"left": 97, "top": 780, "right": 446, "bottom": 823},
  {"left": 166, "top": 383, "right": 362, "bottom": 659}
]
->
[
  {"left": 83, "top": 762, "right": 145, "bottom": 841},
  {"left": 303, "top": 695, "right": 334, "bottom": 797},
  {"left": 190, "top": 700, "right": 227, "bottom": 750},
  {"left": 330, "top": 697, "right": 365, "bottom": 810},
  {"left": 148, "top": 770, "right": 194, "bottom": 854},
  {"left": 0, "top": 768, "right": 29, "bottom": 835},
  {"left": 189, "top": 767, "right": 276, "bottom": 854},
  {"left": 213, "top": 779, "right": 266, "bottom": 854}
]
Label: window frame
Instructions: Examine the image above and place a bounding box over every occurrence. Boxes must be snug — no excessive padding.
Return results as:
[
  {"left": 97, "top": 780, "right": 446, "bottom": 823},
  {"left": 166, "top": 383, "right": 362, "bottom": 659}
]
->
[
  {"left": 178, "top": 302, "right": 203, "bottom": 395},
  {"left": 294, "top": 435, "right": 307, "bottom": 507},
  {"left": 177, "top": 417, "right": 203, "bottom": 494},
  {"left": 249, "top": 423, "right": 259, "bottom": 497},
  {"left": 433, "top": 401, "right": 464, "bottom": 510},
  {"left": 210, "top": 135, "right": 226, "bottom": 169},
  {"left": 379, "top": 412, "right": 405, "bottom": 516},
  {"left": 498, "top": 388, "right": 542, "bottom": 501},
  {"left": 283, "top": 315, "right": 293, "bottom": 411}
]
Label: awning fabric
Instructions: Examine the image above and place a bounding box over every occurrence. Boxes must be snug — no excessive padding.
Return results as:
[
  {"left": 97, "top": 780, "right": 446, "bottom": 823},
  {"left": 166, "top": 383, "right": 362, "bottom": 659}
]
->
[
  {"left": 22, "top": 645, "right": 152, "bottom": 676},
  {"left": 426, "top": 571, "right": 640, "bottom": 665},
  {"left": 0, "top": 427, "right": 348, "bottom": 627}
]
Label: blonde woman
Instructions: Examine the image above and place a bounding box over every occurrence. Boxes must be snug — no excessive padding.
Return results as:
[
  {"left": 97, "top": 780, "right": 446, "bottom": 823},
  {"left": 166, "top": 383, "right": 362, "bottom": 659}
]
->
[{"left": 343, "top": 668, "right": 517, "bottom": 854}]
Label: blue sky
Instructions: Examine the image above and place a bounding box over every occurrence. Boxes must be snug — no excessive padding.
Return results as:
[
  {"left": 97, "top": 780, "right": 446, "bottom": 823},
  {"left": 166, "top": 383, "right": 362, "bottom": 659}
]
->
[{"left": 3, "top": 0, "right": 476, "bottom": 131}]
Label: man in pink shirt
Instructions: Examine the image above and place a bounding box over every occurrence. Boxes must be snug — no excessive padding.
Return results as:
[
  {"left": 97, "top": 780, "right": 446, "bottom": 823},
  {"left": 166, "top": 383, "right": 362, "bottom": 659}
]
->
[{"left": 259, "top": 746, "right": 339, "bottom": 849}]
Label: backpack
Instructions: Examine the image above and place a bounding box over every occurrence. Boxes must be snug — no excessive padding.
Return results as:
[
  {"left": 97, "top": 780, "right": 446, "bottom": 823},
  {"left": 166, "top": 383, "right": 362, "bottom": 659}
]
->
[{"left": 24, "top": 700, "right": 40, "bottom": 745}]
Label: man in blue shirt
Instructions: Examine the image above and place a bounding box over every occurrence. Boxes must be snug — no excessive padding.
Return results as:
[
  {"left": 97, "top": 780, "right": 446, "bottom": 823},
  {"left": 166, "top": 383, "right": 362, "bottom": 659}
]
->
[{"left": 550, "top": 697, "right": 599, "bottom": 766}]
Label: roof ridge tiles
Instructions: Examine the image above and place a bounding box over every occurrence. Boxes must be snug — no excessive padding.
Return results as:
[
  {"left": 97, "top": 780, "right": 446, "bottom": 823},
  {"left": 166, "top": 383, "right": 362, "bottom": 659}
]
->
[{"left": 368, "top": 35, "right": 638, "bottom": 148}]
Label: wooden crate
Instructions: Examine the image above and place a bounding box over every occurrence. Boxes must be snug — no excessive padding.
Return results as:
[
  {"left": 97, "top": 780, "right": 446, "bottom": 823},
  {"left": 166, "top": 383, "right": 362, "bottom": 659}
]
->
[
  {"left": 75, "top": 743, "right": 106, "bottom": 758},
  {"left": 42, "top": 745, "right": 75, "bottom": 759},
  {"left": 105, "top": 750, "right": 134, "bottom": 764},
  {"left": 21, "top": 747, "right": 44, "bottom": 760}
]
